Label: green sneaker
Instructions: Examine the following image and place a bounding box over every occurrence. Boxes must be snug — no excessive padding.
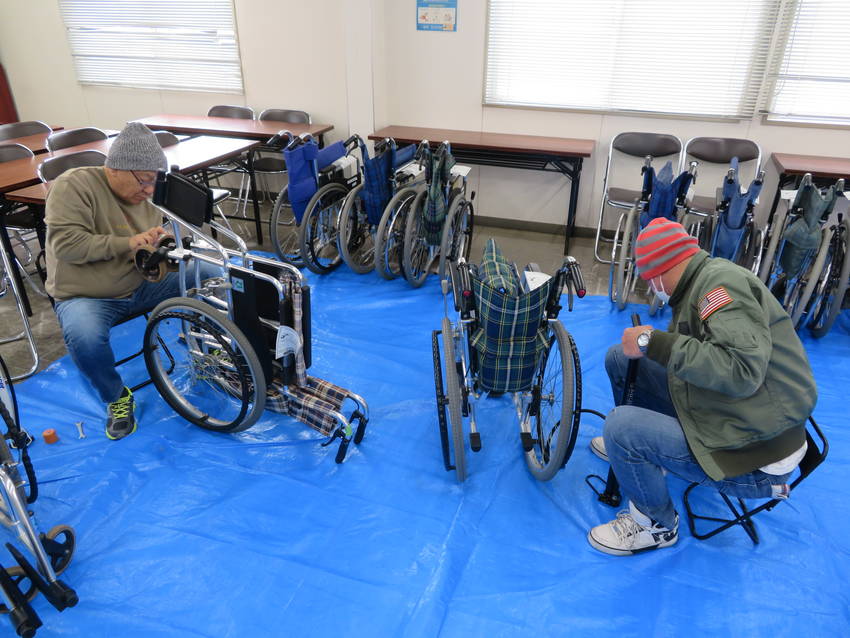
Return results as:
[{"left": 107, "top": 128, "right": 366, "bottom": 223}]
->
[{"left": 106, "top": 386, "right": 137, "bottom": 440}]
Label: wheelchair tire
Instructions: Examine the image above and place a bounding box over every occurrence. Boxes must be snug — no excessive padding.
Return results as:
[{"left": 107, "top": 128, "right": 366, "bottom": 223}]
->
[
  {"left": 402, "top": 190, "right": 432, "bottom": 288},
  {"left": 790, "top": 225, "right": 831, "bottom": 328},
  {"left": 810, "top": 216, "right": 850, "bottom": 338},
  {"left": 0, "top": 355, "right": 19, "bottom": 432},
  {"left": 375, "top": 187, "right": 417, "bottom": 280},
  {"left": 270, "top": 186, "right": 303, "bottom": 266},
  {"left": 758, "top": 200, "right": 789, "bottom": 283},
  {"left": 338, "top": 184, "right": 376, "bottom": 274},
  {"left": 615, "top": 206, "right": 637, "bottom": 310},
  {"left": 298, "top": 182, "right": 347, "bottom": 275},
  {"left": 442, "top": 316, "right": 467, "bottom": 482},
  {"left": 438, "top": 195, "right": 474, "bottom": 282},
  {"left": 143, "top": 297, "right": 266, "bottom": 433},
  {"left": 524, "top": 321, "right": 580, "bottom": 481}
]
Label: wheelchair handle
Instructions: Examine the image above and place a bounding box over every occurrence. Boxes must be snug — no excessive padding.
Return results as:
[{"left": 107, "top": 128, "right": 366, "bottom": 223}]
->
[
  {"left": 374, "top": 137, "right": 391, "bottom": 154},
  {"left": 265, "top": 129, "right": 294, "bottom": 148},
  {"left": 755, "top": 169, "right": 765, "bottom": 185},
  {"left": 344, "top": 134, "right": 364, "bottom": 151}
]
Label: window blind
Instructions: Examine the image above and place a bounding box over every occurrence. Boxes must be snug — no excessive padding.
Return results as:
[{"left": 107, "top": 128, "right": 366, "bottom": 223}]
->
[
  {"left": 58, "top": 0, "right": 244, "bottom": 94},
  {"left": 765, "top": 0, "right": 850, "bottom": 125},
  {"left": 485, "top": 0, "right": 779, "bottom": 119}
]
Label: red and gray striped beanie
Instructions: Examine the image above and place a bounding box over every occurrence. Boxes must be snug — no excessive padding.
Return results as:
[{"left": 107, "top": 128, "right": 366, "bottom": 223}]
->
[{"left": 635, "top": 218, "right": 700, "bottom": 280}]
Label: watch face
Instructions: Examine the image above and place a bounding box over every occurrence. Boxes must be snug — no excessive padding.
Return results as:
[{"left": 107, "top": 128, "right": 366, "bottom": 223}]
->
[{"left": 638, "top": 332, "right": 650, "bottom": 347}]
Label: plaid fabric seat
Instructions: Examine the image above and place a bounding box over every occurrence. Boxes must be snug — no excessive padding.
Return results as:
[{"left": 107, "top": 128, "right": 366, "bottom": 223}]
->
[
  {"left": 469, "top": 240, "right": 551, "bottom": 393},
  {"left": 423, "top": 150, "right": 455, "bottom": 245},
  {"left": 266, "top": 376, "right": 348, "bottom": 437}
]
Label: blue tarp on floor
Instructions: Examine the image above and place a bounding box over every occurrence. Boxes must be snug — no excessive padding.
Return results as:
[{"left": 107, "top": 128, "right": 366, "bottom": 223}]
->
[{"left": 9, "top": 269, "right": 850, "bottom": 637}]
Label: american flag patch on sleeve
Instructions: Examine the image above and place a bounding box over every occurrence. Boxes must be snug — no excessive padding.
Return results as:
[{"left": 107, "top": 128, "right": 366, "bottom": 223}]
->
[{"left": 699, "top": 286, "right": 733, "bottom": 320}]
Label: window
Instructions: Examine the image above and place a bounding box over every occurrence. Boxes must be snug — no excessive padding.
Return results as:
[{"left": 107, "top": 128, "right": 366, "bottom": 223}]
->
[
  {"left": 764, "top": 0, "right": 850, "bottom": 125},
  {"left": 58, "top": 0, "right": 244, "bottom": 94},
  {"left": 485, "top": 0, "right": 778, "bottom": 120}
]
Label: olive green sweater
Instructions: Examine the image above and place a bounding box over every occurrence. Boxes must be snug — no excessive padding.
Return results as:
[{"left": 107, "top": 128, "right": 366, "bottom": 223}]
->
[
  {"left": 45, "top": 167, "right": 161, "bottom": 301},
  {"left": 646, "top": 251, "right": 816, "bottom": 480}
]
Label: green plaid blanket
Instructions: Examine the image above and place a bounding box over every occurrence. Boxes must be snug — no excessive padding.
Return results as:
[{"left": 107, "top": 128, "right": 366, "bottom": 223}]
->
[{"left": 469, "top": 240, "right": 551, "bottom": 393}]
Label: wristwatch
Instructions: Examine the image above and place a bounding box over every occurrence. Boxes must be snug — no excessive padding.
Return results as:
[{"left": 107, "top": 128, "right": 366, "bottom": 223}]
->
[{"left": 637, "top": 329, "right": 653, "bottom": 353}]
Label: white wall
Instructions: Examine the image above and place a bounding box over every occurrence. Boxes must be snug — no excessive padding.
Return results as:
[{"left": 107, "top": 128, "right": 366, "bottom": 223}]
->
[{"left": 2, "top": 0, "right": 850, "bottom": 232}]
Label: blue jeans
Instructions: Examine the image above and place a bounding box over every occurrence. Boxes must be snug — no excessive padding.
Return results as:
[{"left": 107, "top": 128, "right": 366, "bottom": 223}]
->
[
  {"left": 55, "top": 263, "right": 221, "bottom": 404},
  {"left": 603, "top": 345, "right": 790, "bottom": 529}
]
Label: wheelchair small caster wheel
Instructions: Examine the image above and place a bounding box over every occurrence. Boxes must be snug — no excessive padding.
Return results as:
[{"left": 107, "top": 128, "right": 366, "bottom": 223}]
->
[
  {"left": 40, "top": 525, "right": 75, "bottom": 576},
  {"left": 469, "top": 432, "right": 481, "bottom": 452}
]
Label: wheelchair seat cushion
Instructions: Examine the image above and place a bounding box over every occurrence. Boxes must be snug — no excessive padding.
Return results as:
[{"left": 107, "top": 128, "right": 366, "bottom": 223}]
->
[
  {"left": 470, "top": 240, "right": 551, "bottom": 393},
  {"left": 477, "top": 238, "right": 520, "bottom": 296}
]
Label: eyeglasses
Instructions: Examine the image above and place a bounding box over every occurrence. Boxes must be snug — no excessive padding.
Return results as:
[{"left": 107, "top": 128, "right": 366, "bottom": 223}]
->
[{"left": 130, "top": 171, "right": 158, "bottom": 188}]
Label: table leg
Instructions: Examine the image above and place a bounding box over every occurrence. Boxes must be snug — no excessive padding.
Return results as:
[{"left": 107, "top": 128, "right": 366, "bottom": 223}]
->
[
  {"left": 563, "top": 157, "right": 583, "bottom": 255},
  {"left": 247, "top": 152, "right": 264, "bottom": 244}
]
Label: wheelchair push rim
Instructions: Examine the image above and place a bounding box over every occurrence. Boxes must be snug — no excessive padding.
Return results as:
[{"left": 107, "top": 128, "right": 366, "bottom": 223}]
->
[
  {"left": 375, "top": 187, "right": 417, "bottom": 281},
  {"left": 438, "top": 194, "right": 474, "bottom": 283},
  {"left": 269, "top": 185, "right": 303, "bottom": 266},
  {"left": 338, "top": 184, "right": 377, "bottom": 274},
  {"left": 143, "top": 296, "right": 267, "bottom": 433},
  {"left": 523, "top": 321, "right": 580, "bottom": 481},
  {"left": 298, "top": 182, "right": 347, "bottom": 275}
]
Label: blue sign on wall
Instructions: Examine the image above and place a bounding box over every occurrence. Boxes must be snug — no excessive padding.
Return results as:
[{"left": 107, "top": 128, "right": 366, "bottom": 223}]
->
[{"left": 417, "top": 0, "right": 457, "bottom": 32}]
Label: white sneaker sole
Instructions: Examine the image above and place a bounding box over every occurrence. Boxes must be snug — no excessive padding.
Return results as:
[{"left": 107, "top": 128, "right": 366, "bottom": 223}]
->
[{"left": 587, "top": 530, "right": 678, "bottom": 556}]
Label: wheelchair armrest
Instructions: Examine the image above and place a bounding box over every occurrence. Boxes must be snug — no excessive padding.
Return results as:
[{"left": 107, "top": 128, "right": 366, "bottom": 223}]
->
[{"left": 456, "top": 261, "right": 475, "bottom": 320}]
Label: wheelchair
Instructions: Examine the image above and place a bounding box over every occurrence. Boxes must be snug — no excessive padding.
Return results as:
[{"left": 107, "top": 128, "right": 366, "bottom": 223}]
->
[
  {"left": 758, "top": 173, "right": 845, "bottom": 329},
  {"left": 708, "top": 158, "right": 766, "bottom": 275},
  {"left": 137, "top": 170, "right": 369, "bottom": 463},
  {"left": 402, "top": 141, "right": 475, "bottom": 288},
  {"left": 373, "top": 141, "right": 429, "bottom": 280},
  {"left": 432, "top": 239, "right": 586, "bottom": 482},
  {"left": 266, "top": 132, "right": 359, "bottom": 272},
  {"left": 337, "top": 137, "right": 418, "bottom": 274},
  {"left": 608, "top": 158, "right": 697, "bottom": 313},
  {"left": 0, "top": 356, "right": 78, "bottom": 637}
]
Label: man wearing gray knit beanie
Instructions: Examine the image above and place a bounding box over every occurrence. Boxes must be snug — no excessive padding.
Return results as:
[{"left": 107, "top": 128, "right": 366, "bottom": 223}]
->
[{"left": 44, "top": 122, "right": 217, "bottom": 441}]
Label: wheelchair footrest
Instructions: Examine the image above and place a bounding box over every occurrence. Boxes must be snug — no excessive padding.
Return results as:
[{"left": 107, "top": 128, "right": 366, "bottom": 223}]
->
[
  {"left": 5, "top": 543, "right": 78, "bottom": 612},
  {"left": 350, "top": 410, "right": 368, "bottom": 445},
  {"left": 470, "top": 432, "right": 481, "bottom": 452},
  {"left": 520, "top": 432, "right": 537, "bottom": 452}
]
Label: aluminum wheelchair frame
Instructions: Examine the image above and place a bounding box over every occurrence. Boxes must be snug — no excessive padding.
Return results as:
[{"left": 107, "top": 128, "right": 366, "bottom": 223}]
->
[
  {"left": 139, "top": 172, "right": 369, "bottom": 462},
  {"left": 0, "top": 356, "right": 77, "bottom": 637},
  {"left": 432, "top": 254, "right": 585, "bottom": 482}
]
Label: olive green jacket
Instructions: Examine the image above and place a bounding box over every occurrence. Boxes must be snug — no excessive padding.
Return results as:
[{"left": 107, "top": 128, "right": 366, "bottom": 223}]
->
[{"left": 646, "top": 251, "right": 816, "bottom": 480}]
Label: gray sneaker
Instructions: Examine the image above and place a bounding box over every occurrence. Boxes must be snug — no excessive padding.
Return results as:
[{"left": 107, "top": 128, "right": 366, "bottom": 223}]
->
[
  {"left": 106, "top": 386, "right": 137, "bottom": 440},
  {"left": 588, "top": 501, "right": 678, "bottom": 556}
]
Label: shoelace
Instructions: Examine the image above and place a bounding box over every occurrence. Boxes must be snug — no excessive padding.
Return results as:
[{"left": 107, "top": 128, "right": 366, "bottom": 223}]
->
[
  {"left": 611, "top": 511, "right": 646, "bottom": 547},
  {"left": 110, "top": 397, "right": 132, "bottom": 419}
]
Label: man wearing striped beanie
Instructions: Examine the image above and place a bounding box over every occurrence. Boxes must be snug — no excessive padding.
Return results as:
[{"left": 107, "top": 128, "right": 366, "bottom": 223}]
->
[{"left": 587, "top": 218, "right": 816, "bottom": 556}]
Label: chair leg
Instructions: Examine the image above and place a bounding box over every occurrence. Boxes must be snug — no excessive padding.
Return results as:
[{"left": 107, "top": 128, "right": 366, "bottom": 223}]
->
[{"left": 683, "top": 482, "right": 765, "bottom": 545}]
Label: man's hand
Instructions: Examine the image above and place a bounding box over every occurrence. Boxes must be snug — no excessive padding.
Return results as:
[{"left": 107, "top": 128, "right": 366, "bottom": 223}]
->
[
  {"left": 128, "top": 226, "right": 166, "bottom": 251},
  {"left": 622, "top": 324, "right": 654, "bottom": 359}
]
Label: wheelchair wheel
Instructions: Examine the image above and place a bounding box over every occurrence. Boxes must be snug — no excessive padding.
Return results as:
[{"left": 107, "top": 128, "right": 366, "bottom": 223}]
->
[
  {"left": 758, "top": 201, "right": 789, "bottom": 283},
  {"left": 0, "top": 355, "right": 19, "bottom": 430},
  {"left": 524, "top": 321, "right": 580, "bottom": 481},
  {"left": 790, "top": 226, "right": 830, "bottom": 328},
  {"left": 143, "top": 297, "right": 266, "bottom": 433},
  {"left": 338, "top": 184, "right": 376, "bottom": 274},
  {"left": 298, "top": 182, "right": 347, "bottom": 274},
  {"left": 402, "top": 190, "right": 433, "bottom": 288},
  {"left": 270, "top": 186, "right": 303, "bottom": 266},
  {"left": 375, "top": 187, "right": 417, "bottom": 280},
  {"left": 442, "top": 316, "right": 466, "bottom": 482},
  {"left": 809, "top": 216, "right": 850, "bottom": 338},
  {"left": 614, "top": 206, "right": 637, "bottom": 310},
  {"left": 0, "top": 566, "right": 36, "bottom": 612},
  {"left": 438, "top": 195, "right": 474, "bottom": 282},
  {"left": 42, "top": 524, "right": 75, "bottom": 576},
  {"left": 742, "top": 221, "right": 764, "bottom": 275}
]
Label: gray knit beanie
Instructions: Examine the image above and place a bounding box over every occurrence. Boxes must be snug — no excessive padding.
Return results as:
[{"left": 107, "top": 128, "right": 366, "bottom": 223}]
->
[{"left": 106, "top": 122, "right": 167, "bottom": 172}]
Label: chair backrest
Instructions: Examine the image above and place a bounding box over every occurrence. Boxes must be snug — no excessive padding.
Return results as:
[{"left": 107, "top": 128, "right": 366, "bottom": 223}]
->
[
  {"left": 603, "top": 132, "right": 683, "bottom": 203},
  {"left": 792, "top": 417, "right": 829, "bottom": 489},
  {"left": 683, "top": 136, "right": 762, "bottom": 203},
  {"left": 45, "top": 127, "right": 108, "bottom": 152},
  {"left": 207, "top": 104, "right": 254, "bottom": 119},
  {"left": 154, "top": 130, "right": 180, "bottom": 147},
  {"left": 259, "top": 108, "right": 311, "bottom": 124},
  {"left": 0, "top": 143, "right": 35, "bottom": 163},
  {"left": 37, "top": 149, "right": 107, "bottom": 182},
  {"left": 0, "top": 120, "right": 51, "bottom": 142}
]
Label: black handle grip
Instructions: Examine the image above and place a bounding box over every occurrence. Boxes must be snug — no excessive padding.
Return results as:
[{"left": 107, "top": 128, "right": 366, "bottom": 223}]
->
[{"left": 631, "top": 313, "right": 641, "bottom": 328}]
